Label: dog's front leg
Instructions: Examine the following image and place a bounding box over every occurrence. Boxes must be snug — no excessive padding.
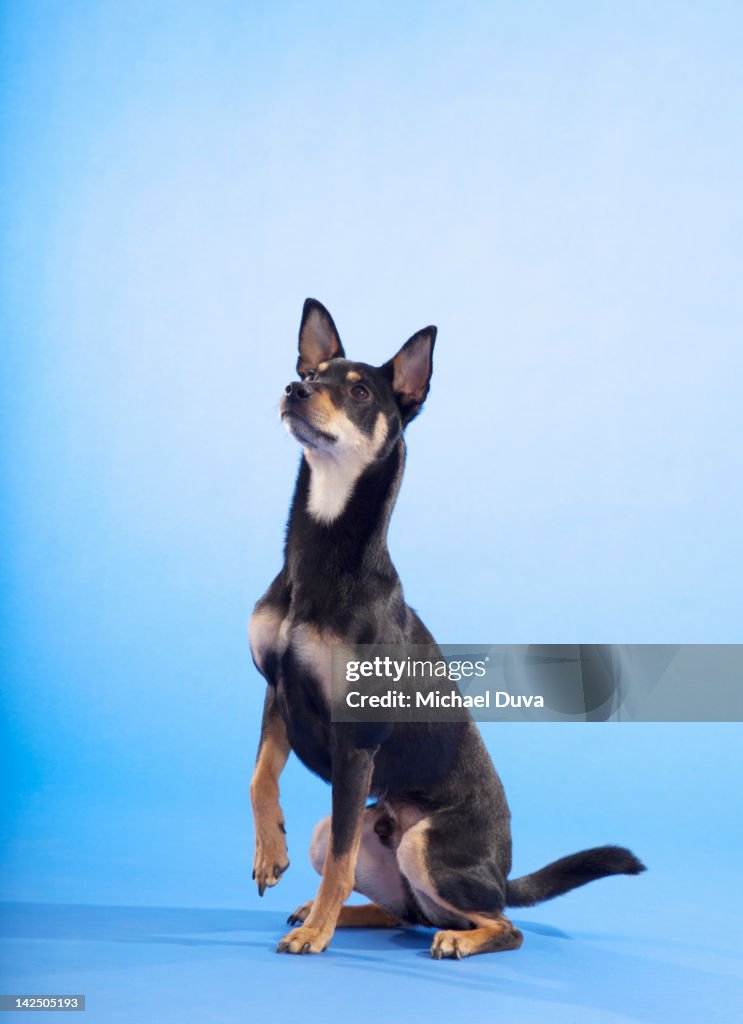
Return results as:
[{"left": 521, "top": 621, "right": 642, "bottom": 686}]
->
[
  {"left": 251, "top": 688, "right": 291, "bottom": 896},
  {"left": 277, "top": 739, "right": 375, "bottom": 954}
]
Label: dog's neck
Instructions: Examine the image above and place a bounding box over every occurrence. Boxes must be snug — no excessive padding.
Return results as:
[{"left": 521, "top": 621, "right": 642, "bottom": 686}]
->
[
  {"left": 303, "top": 445, "right": 374, "bottom": 525},
  {"left": 284, "top": 438, "right": 405, "bottom": 586}
]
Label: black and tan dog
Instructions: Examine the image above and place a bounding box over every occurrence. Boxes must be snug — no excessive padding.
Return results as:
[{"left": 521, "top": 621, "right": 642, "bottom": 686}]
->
[{"left": 249, "top": 299, "right": 644, "bottom": 959}]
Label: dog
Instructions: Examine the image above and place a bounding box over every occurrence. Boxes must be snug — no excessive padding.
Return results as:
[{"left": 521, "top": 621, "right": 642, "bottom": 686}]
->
[{"left": 248, "top": 299, "right": 645, "bottom": 958}]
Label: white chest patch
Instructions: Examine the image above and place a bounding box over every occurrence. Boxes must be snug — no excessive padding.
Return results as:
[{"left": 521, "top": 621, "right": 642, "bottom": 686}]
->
[
  {"left": 305, "top": 412, "right": 389, "bottom": 524},
  {"left": 288, "top": 622, "right": 342, "bottom": 704}
]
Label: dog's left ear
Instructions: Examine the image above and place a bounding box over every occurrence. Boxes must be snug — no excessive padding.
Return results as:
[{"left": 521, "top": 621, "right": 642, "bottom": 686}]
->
[
  {"left": 297, "top": 298, "right": 346, "bottom": 377},
  {"left": 383, "top": 327, "right": 437, "bottom": 425}
]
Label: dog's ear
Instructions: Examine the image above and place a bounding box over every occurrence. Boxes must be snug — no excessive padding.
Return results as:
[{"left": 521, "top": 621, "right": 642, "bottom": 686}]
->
[
  {"left": 382, "top": 326, "right": 437, "bottom": 425},
  {"left": 297, "top": 299, "right": 345, "bottom": 377}
]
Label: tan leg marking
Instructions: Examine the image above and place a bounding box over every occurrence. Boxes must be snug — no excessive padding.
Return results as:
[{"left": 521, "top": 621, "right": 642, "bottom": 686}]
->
[
  {"left": 287, "top": 899, "right": 399, "bottom": 928},
  {"left": 397, "top": 820, "right": 523, "bottom": 959},
  {"left": 277, "top": 846, "right": 359, "bottom": 953},
  {"left": 277, "top": 763, "right": 374, "bottom": 954},
  {"left": 250, "top": 714, "right": 290, "bottom": 896}
]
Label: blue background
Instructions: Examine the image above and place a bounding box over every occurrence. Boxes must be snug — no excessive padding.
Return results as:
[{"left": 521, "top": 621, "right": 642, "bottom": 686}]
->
[{"left": 1, "top": 2, "right": 742, "bottom": 1021}]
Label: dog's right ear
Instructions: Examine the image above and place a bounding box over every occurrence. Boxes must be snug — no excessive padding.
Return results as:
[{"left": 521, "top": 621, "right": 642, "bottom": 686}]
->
[{"left": 297, "top": 299, "right": 345, "bottom": 377}]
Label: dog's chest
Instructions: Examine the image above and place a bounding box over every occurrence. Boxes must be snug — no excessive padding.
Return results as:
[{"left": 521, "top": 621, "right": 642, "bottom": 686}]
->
[{"left": 249, "top": 604, "right": 339, "bottom": 704}]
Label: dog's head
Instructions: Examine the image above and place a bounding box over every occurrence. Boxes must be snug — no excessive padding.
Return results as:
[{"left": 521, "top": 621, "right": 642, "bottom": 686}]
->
[{"left": 280, "top": 299, "right": 436, "bottom": 465}]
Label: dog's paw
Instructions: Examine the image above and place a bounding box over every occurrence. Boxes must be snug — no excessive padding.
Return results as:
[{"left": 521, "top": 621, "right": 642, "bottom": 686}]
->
[
  {"left": 430, "top": 930, "right": 472, "bottom": 960},
  {"left": 286, "top": 899, "right": 313, "bottom": 926},
  {"left": 252, "top": 822, "right": 289, "bottom": 897},
  {"left": 276, "top": 924, "right": 330, "bottom": 955},
  {"left": 430, "top": 925, "right": 523, "bottom": 959},
  {"left": 429, "top": 933, "right": 470, "bottom": 954}
]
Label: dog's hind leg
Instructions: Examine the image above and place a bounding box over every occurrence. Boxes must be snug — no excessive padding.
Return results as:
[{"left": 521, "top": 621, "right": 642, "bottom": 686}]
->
[
  {"left": 287, "top": 806, "right": 418, "bottom": 928},
  {"left": 397, "top": 816, "right": 523, "bottom": 959},
  {"left": 287, "top": 900, "right": 400, "bottom": 928}
]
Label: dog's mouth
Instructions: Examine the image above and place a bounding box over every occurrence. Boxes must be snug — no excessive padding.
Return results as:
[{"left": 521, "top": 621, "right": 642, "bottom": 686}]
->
[{"left": 281, "top": 407, "right": 337, "bottom": 449}]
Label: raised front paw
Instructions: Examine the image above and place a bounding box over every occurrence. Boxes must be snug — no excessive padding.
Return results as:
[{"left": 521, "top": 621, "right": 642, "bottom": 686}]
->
[
  {"left": 276, "top": 924, "right": 331, "bottom": 955},
  {"left": 252, "top": 821, "right": 289, "bottom": 897}
]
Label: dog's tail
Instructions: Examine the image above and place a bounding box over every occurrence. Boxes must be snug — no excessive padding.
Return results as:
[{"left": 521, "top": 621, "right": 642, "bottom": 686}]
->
[{"left": 505, "top": 845, "right": 646, "bottom": 908}]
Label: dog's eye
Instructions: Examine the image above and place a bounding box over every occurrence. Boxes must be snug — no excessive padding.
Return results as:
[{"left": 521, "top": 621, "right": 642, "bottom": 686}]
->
[
  {"left": 351, "top": 383, "right": 370, "bottom": 401},
  {"left": 304, "top": 370, "right": 317, "bottom": 382}
]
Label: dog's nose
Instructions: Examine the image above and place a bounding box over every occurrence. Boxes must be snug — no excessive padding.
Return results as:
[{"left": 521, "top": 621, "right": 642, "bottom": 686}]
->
[{"left": 285, "top": 381, "right": 311, "bottom": 400}]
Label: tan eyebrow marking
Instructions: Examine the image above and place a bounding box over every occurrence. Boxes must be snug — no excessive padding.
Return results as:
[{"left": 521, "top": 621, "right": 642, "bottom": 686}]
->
[
  {"left": 346, "top": 371, "right": 361, "bottom": 382},
  {"left": 318, "top": 362, "right": 329, "bottom": 372}
]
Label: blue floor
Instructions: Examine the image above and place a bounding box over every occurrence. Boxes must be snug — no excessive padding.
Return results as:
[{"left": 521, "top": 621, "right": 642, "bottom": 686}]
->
[
  {"left": 2, "top": 725, "right": 743, "bottom": 1022},
  {"left": 2, "top": 888, "right": 741, "bottom": 1024}
]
